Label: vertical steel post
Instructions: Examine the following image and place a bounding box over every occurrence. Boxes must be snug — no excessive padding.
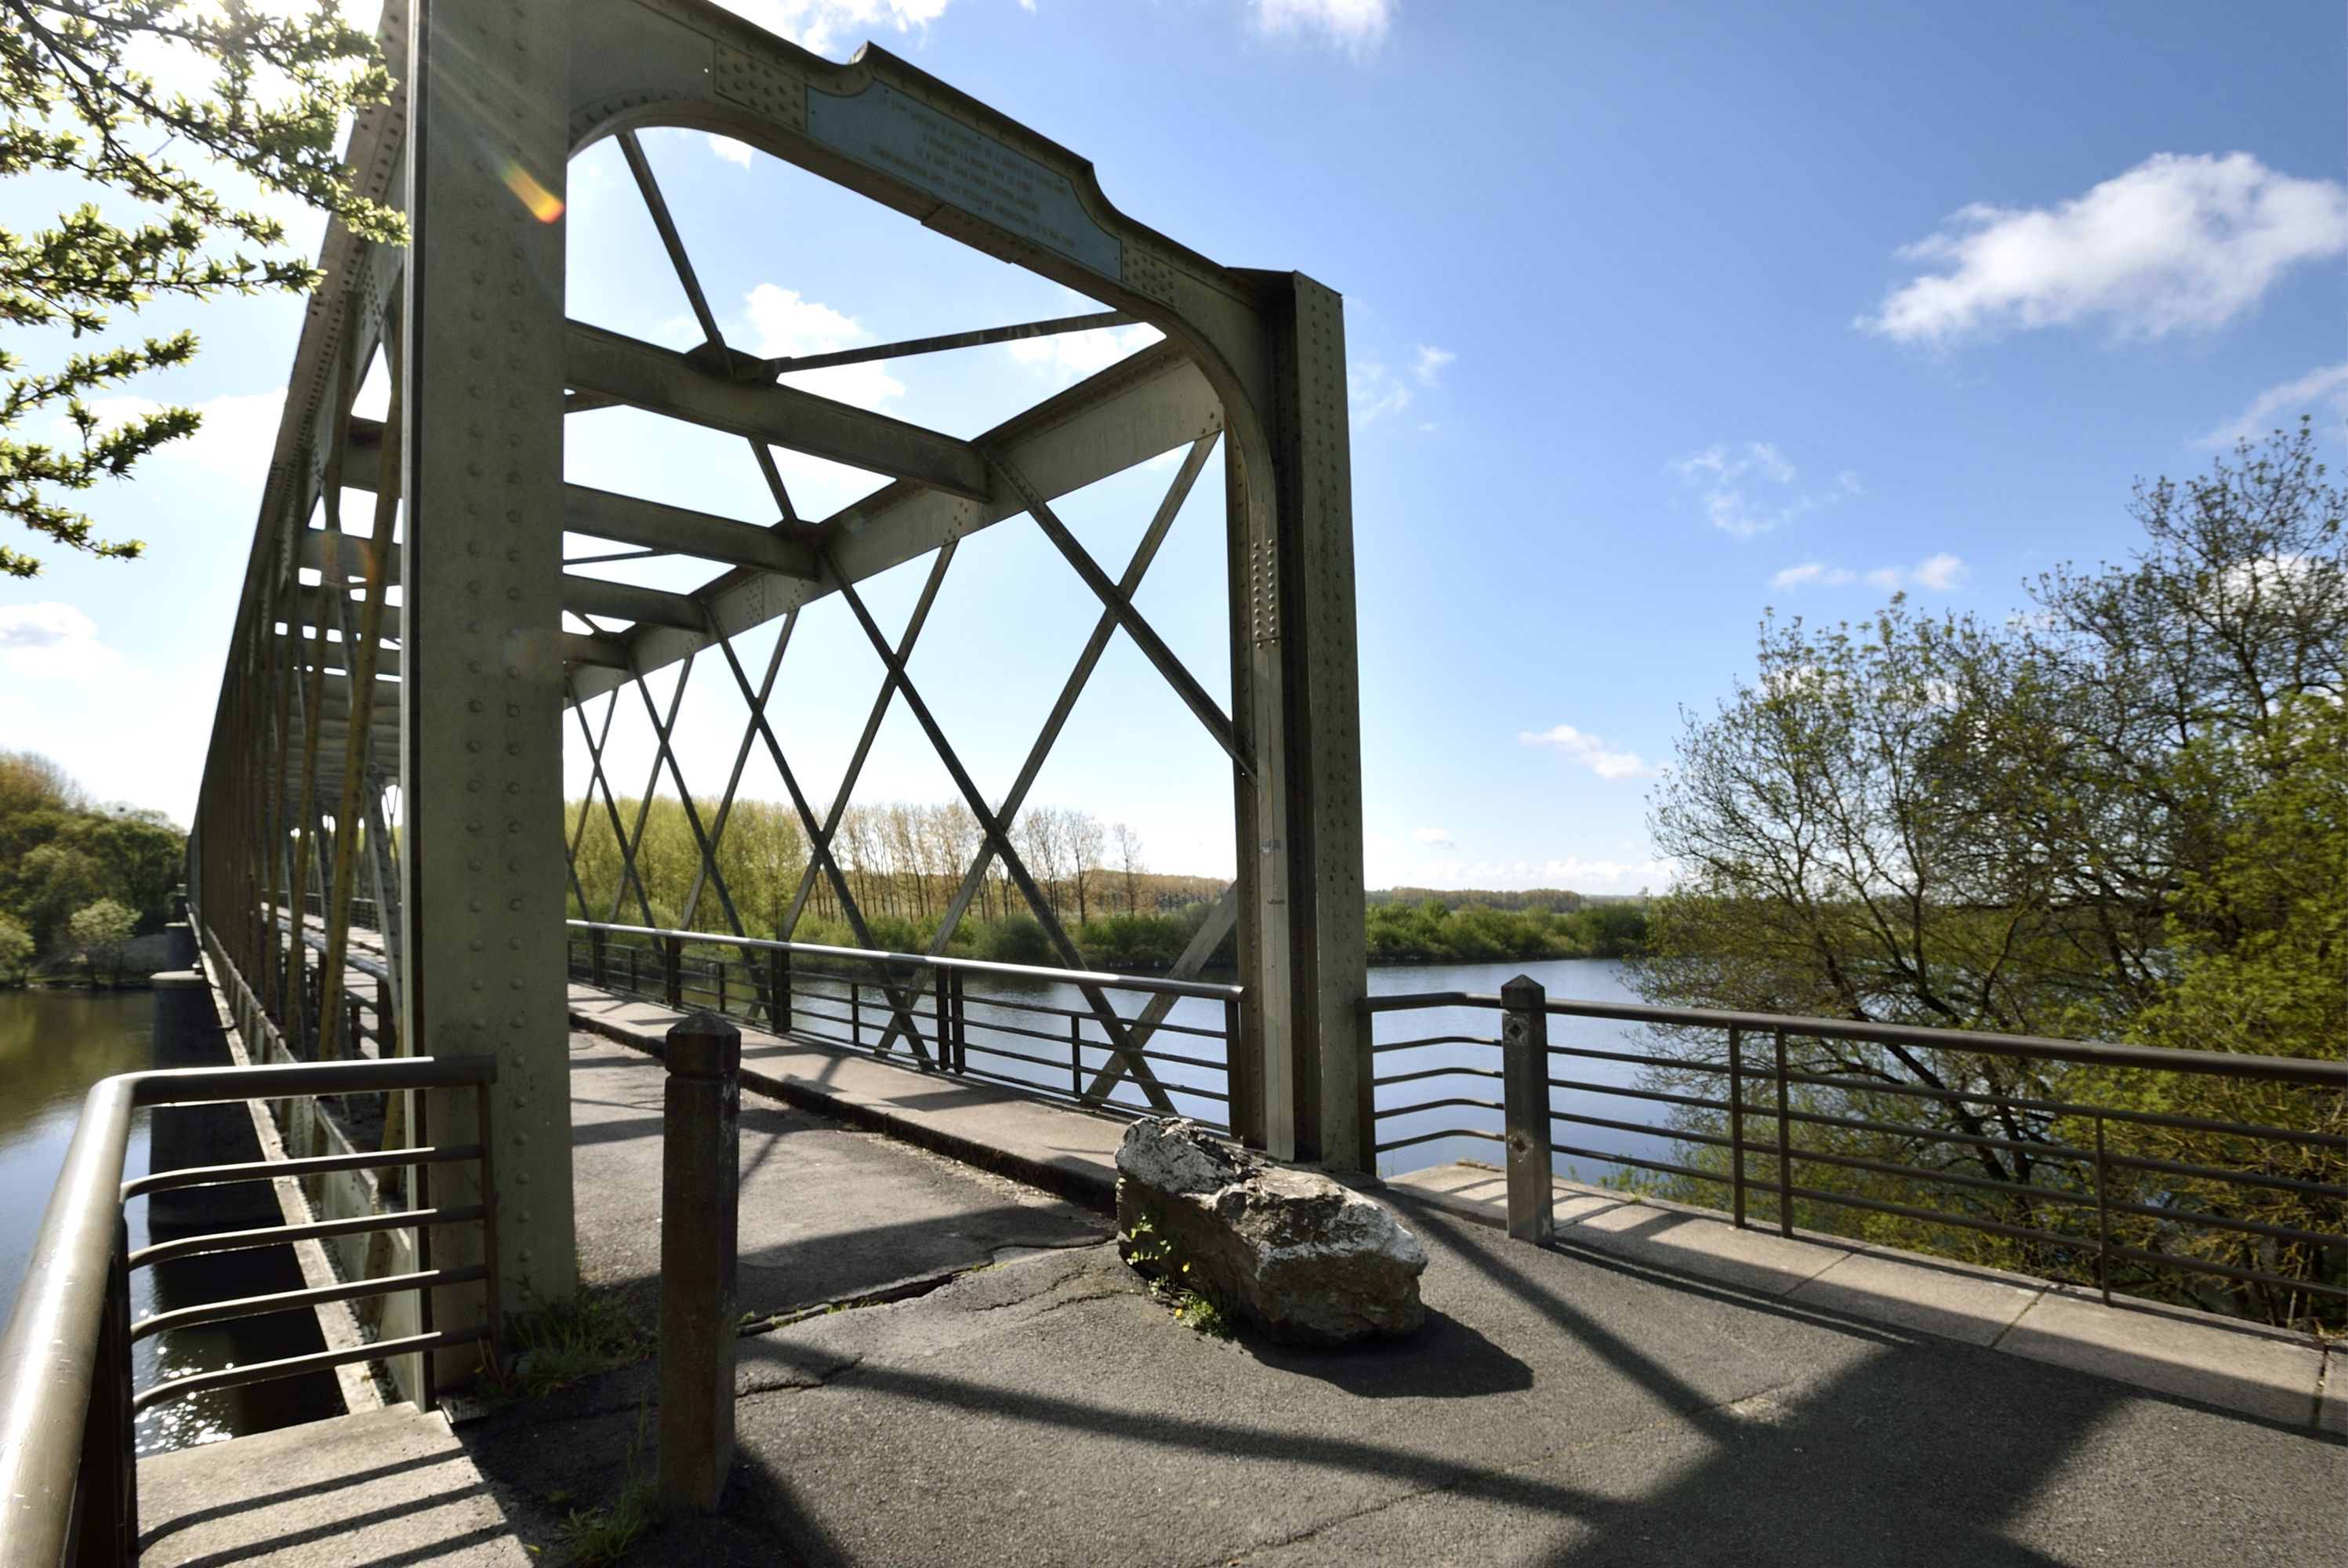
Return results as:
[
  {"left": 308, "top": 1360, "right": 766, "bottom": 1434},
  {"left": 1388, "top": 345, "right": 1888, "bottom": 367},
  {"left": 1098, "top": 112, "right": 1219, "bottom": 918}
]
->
[
  {"left": 2095, "top": 1116, "right": 2113, "bottom": 1307},
  {"left": 951, "top": 970, "right": 967, "bottom": 1073},
  {"left": 771, "top": 946, "right": 790, "bottom": 1033},
  {"left": 403, "top": 0, "right": 579, "bottom": 1363},
  {"left": 663, "top": 936, "right": 683, "bottom": 1011},
  {"left": 1499, "top": 976, "right": 1555, "bottom": 1245},
  {"left": 1354, "top": 1000, "right": 1378, "bottom": 1178},
  {"left": 1773, "top": 1029, "right": 1794, "bottom": 1239},
  {"left": 1227, "top": 274, "right": 1365, "bottom": 1169},
  {"left": 1070, "top": 1014, "right": 1083, "bottom": 1101},
  {"left": 73, "top": 1218, "right": 136, "bottom": 1567},
  {"left": 715, "top": 960, "right": 727, "bottom": 1017},
  {"left": 657, "top": 1011, "right": 739, "bottom": 1515},
  {"left": 1727, "top": 1025, "right": 1746, "bottom": 1229},
  {"left": 590, "top": 927, "right": 607, "bottom": 989},
  {"left": 850, "top": 983, "right": 861, "bottom": 1051}
]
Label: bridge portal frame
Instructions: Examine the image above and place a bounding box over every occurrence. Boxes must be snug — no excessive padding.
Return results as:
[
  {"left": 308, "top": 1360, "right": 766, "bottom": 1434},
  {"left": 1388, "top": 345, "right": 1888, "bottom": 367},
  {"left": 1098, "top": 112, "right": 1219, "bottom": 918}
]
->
[{"left": 194, "top": 0, "right": 1366, "bottom": 1382}]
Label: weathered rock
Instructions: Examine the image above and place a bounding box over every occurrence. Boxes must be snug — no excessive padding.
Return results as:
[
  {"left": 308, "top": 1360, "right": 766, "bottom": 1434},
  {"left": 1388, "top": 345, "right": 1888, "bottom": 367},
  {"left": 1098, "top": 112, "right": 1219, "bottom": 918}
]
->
[{"left": 1116, "top": 1118, "right": 1428, "bottom": 1345}]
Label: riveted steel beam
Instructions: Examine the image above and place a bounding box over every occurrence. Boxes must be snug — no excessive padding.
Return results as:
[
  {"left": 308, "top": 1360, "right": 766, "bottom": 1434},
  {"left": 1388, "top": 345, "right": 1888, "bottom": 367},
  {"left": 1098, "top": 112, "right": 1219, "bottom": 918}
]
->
[
  {"left": 562, "top": 575, "right": 707, "bottom": 632},
  {"left": 561, "top": 486, "right": 816, "bottom": 577},
  {"left": 563, "top": 321, "right": 993, "bottom": 500}
]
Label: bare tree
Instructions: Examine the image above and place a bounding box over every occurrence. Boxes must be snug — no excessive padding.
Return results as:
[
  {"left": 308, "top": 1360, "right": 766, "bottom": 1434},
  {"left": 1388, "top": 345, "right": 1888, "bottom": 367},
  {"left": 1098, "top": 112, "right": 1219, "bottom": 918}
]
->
[
  {"left": 1068, "top": 811, "right": 1105, "bottom": 924},
  {"left": 1111, "top": 821, "right": 1145, "bottom": 914}
]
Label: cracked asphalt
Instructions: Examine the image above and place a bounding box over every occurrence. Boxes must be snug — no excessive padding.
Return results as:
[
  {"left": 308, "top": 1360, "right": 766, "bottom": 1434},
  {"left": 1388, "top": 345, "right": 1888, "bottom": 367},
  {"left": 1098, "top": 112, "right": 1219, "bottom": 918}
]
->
[{"left": 456, "top": 1033, "right": 2344, "bottom": 1567}]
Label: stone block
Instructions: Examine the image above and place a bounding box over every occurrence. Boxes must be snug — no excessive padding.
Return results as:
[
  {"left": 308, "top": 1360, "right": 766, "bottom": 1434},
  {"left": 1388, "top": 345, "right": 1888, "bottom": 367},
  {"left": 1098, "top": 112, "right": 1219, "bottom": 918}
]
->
[{"left": 1116, "top": 1118, "right": 1427, "bottom": 1345}]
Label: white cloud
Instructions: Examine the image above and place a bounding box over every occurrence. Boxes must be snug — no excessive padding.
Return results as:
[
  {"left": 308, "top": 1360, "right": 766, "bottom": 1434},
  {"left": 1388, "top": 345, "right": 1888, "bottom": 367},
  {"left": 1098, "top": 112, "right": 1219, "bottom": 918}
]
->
[
  {"left": 1411, "top": 345, "right": 1455, "bottom": 386},
  {"left": 1401, "top": 855, "right": 1675, "bottom": 894},
  {"left": 1862, "top": 153, "right": 2348, "bottom": 347},
  {"left": 1349, "top": 360, "right": 1410, "bottom": 423},
  {"left": 1671, "top": 443, "right": 1858, "bottom": 539},
  {"left": 1251, "top": 0, "right": 1394, "bottom": 53},
  {"left": 1777, "top": 553, "right": 1968, "bottom": 593},
  {"left": 709, "top": 135, "right": 755, "bottom": 168},
  {"left": 1519, "top": 724, "right": 1657, "bottom": 781},
  {"left": 743, "top": 285, "right": 905, "bottom": 412},
  {"left": 1538, "top": 855, "right": 1675, "bottom": 893},
  {"left": 1887, "top": 556, "right": 1962, "bottom": 593},
  {"left": 0, "top": 602, "right": 134, "bottom": 679},
  {"left": 2199, "top": 361, "right": 2348, "bottom": 447},
  {"left": 1008, "top": 321, "right": 1163, "bottom": 383},
  {"left": 719, "top": 0, "right": 959, "bottom": 56},
  {"left": 1413, "top": 826, "right": 1453, "bottom": 848}
]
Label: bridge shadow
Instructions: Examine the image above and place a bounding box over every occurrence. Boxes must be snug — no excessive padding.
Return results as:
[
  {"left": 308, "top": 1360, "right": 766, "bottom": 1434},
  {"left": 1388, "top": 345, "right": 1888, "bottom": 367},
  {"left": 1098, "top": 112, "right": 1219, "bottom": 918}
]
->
[{"left": 706, "top": 1205, "right": 2339, "bottom": 1567}]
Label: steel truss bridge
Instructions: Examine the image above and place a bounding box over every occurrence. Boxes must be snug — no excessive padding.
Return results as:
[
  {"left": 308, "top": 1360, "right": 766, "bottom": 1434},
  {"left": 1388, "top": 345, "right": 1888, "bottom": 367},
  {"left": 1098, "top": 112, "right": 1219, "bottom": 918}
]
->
[{"left": 186, "top": 0, "right": 1370, "bottom": 1379}]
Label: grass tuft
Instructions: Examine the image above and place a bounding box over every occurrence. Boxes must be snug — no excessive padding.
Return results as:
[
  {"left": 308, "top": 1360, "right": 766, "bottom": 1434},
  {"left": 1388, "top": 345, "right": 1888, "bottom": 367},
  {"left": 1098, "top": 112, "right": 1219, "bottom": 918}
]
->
[
  {"left": 501, "top": 1286, "right": 651, "bottom": 1401},
  {"left": 1120, "top": 1214, "right": 1236, "bottom": 1341}
]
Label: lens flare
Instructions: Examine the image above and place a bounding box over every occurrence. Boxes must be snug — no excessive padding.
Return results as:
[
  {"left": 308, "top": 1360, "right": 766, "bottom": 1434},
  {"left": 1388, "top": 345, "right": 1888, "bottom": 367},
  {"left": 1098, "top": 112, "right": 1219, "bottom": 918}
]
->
[{"left": 501, "top": 162, "right": 564, "bottom": 223}]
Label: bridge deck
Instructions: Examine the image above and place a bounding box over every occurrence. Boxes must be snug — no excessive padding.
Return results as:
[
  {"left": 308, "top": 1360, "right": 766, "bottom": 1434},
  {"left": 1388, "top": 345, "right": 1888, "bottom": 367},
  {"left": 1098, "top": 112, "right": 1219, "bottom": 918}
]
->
[{"left": 136, "top": 1009, "right": 2344, "bottom": 1566}]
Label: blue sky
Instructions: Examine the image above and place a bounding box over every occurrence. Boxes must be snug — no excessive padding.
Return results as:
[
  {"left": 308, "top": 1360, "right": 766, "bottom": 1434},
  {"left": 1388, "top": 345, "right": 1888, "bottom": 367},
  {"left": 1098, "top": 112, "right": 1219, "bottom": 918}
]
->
[{"left": 2, "top": 0, "right": 2343, "bottom": 894}]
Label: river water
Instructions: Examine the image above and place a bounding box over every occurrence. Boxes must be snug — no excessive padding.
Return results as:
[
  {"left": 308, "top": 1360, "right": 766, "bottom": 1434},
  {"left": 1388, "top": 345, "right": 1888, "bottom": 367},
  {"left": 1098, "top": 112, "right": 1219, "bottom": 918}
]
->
[
  {"left": 828, "top": 955, "right": 1678, "bottom": 1184},
  {"left": 5, "top": 956, "right": 1672, "bottom": 1450},
  {"left": 0, "top": 987, "right": 342, "bottom": 1454}
]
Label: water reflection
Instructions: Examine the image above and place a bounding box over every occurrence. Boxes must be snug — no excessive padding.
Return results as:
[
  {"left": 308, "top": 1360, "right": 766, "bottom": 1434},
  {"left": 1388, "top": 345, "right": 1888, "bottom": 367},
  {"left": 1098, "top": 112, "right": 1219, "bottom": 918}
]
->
[{"left": 0, "top": 987, "right": 343, "bottom": 1454}]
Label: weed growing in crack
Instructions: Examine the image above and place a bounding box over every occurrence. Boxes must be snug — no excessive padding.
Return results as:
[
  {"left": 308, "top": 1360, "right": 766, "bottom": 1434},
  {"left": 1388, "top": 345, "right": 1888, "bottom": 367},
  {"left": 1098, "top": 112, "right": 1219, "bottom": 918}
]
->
[
  {"left": 550, "top": 1400, "right": 655, "bottom": 1566},
  {"left": 1120, "top": 1214, "right": 1235, "bottom": 1340},
  {"left": 499, "top": 1286, "right": 651, "bottom": 1402}
]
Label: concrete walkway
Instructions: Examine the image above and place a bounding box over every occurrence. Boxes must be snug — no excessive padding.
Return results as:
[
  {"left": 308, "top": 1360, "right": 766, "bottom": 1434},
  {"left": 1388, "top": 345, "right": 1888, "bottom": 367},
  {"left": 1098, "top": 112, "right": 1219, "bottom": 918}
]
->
[
  {"left": 1390, "top": 1162, "right": 2344, "bottom": 1433},
  {"left": 137, "top": 1007, "right": 2345, "bottom": 1566}
]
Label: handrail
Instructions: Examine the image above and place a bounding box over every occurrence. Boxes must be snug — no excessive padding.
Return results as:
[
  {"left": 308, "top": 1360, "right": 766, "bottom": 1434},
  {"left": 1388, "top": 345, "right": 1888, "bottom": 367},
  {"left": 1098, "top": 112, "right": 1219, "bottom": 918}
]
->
[
  {"left": 568, "top": 918, "right": 1244, "bottom": 1001},
  {"left": 0, "top": 1053, "right": 497, "bottom": 1568},
  {"left": 1362, "top": 990, "right": 2346, "bottom": 1087},
  {"left": 1362, "top": 982, "right": 2344, "bottom": 1321}
]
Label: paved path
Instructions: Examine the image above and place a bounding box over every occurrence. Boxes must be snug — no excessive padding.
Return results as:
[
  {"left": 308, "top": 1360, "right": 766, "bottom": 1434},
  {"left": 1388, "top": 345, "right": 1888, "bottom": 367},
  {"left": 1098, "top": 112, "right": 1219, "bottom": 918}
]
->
[{"left": 139, "top": 1011, "right": 2346, "bottom": 1566}]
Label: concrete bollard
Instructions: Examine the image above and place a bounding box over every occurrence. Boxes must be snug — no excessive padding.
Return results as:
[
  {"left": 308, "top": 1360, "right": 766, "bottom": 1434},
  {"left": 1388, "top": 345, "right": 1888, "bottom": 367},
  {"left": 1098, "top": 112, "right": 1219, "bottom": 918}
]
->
[
  {"left": 1499, "top": 975, "right": 1555, "bottom": 1246},
  {"left": 656, "top": 1010, "right": 740, "bottom": 1515}
]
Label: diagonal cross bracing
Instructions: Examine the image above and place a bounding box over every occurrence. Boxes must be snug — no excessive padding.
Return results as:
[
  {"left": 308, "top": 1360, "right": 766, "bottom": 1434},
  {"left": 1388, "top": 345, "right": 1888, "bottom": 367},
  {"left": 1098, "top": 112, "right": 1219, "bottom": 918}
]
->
[
  {"left": 821, "top": 550, "right": 1177, "bottom": 1112},
  {"left": 562, "top": 343, "right": 1221, "bottom": 706},
  {"left": 923, "top": 432, "right": 1219, "bottom": 956}
]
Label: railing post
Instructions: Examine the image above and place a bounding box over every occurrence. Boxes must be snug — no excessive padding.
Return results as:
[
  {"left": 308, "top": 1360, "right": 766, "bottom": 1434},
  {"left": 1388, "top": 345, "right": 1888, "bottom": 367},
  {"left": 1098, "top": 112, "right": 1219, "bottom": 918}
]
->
[
  {"left": 627, "top": 943, "right": 639, "bottom": 996},
  {"left": 1727, "top": 1025, "right": 1746, "bottom": 1229},
  {"left": 2095, "top": 1116, "right": 2112, "bottom": 1308},
  {"left": 590, "top": 927, "right": 607, "bottom": 989},
  {"left": 715, "top": 959, "right": 727, "bottom": 1016},
  {"left": 1069, "top": 1014, "right": 1083, "bottom": 1101},
  {"left": 946, "top": 970, "right": 965, "bottom": 1072},
  {"left": 768, "top": 946, "right": 789, "bottom": 1033},
  {"left": 658, "top": 1011, "right": 739, "bottom": 1516},
  {"left": 1773, "top": 1028, "right": 1793, "bottom": 1239},
  {"left": 1499, "top": 975, "right": 1554, "bottom": 1245},
  {"left": 72, "top": 1217, "right": 136, "bottom": 1567},
  {"left": 850, "top": 982, "right": 862, "bottom": 1050},
  {"left": 1355, "top": 1001, "right": 1378, "bottom": 1179},
  {"left": 663, "top": 935, "right": 683, "bottom": 1011}
]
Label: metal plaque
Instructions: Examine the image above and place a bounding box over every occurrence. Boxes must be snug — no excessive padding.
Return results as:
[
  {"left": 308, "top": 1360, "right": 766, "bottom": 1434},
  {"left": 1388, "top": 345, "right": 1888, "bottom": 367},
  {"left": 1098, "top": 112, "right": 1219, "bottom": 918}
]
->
[{"left": 806, "top": 81, "right": 1123, "bottom": 279}]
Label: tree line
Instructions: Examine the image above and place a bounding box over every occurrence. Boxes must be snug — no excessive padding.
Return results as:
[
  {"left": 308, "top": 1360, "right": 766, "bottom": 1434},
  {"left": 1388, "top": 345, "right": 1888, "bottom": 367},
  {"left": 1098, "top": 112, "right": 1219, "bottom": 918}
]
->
[
  {"left": 1632, "top": 424, "right": 2343, "bottom": 1326},
  {"left": 0, "top": 751, "right": 185, "bottom": 985},
  {"left": 568, "top": 797, "right": 1232, "bottom": 969},
  {"left": 568, "top": 796, "right": 1647, "bottom": 968}
]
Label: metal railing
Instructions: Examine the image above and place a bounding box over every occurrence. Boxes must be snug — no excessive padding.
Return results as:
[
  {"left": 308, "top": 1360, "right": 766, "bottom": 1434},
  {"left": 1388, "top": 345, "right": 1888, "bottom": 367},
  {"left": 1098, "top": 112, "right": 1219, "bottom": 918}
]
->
[
  {"left": 0, "top": 1054, "right": 500, "bottom": 1567},
  {"left": 1363, "top": 980, "right": 2346, "bottom": 1327},
  {"left": 568, "top": 920, "right": 1243, "bottom": 1132}
]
